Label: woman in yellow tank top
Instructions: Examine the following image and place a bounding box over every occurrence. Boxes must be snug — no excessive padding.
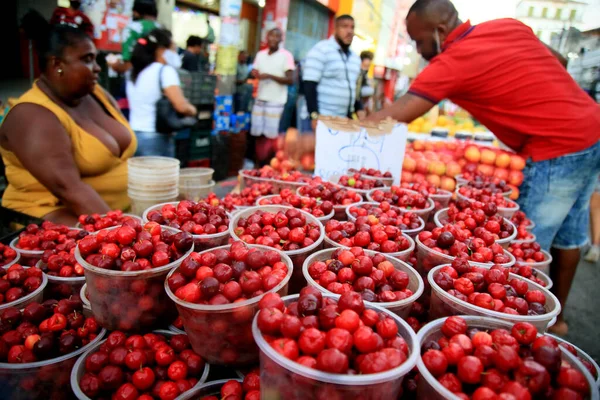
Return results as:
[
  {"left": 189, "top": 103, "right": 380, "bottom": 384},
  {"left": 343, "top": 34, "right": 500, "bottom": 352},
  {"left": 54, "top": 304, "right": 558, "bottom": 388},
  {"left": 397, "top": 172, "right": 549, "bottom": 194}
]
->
[{"left": 0, "top": 25, "right": 137, "bottom": 225}]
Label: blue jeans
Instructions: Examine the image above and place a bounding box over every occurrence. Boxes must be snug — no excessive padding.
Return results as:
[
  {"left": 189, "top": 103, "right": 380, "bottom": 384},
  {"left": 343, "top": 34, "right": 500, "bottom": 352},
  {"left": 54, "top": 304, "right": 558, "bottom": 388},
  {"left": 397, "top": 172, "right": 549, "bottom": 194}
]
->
[
  {"left": 518, "top": 141, "right": 600, "bottom": 251},
  {"left": 134, "top": 131, "right": 175, "bottom": 158}
]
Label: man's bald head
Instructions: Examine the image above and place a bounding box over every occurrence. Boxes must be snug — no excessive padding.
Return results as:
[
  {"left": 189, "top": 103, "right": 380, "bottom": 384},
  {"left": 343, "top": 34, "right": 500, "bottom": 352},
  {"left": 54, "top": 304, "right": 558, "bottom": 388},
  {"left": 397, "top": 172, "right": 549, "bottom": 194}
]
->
[{"left": 406, "top": 0, "right": 461, "bottom": 61}]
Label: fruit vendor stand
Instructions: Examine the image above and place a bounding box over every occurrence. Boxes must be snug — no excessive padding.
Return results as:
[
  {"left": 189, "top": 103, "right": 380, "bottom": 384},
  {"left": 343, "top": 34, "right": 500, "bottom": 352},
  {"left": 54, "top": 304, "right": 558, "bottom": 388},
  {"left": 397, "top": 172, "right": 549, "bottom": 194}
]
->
[{"left": 0, "top": 117, "right": 599, "bottom": 400}]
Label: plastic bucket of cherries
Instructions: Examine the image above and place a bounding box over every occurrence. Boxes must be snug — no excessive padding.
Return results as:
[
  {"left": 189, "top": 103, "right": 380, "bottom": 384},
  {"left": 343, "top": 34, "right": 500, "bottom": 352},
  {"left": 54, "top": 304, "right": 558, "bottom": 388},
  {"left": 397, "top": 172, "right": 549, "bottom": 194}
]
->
[
  {"left": 302, "top": 248, "right": 424, "bottom": 319},
  {"left": 345, "top": 201, "right": 425, "bottom": 239}
]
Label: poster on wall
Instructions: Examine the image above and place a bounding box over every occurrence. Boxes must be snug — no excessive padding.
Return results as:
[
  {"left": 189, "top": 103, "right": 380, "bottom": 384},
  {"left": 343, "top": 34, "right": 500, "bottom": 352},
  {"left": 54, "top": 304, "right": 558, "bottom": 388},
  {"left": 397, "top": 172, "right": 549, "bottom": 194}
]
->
[{"left": 83, "top": 0, "right": 134, "bottom": 52}]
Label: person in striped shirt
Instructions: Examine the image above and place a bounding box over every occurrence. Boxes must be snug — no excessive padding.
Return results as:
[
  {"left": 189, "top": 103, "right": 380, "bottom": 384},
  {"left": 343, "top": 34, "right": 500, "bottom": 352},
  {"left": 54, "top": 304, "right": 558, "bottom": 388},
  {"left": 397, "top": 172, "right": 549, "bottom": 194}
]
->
[{"left": 303, "top": 15, "right": 362, "bottom": 130}]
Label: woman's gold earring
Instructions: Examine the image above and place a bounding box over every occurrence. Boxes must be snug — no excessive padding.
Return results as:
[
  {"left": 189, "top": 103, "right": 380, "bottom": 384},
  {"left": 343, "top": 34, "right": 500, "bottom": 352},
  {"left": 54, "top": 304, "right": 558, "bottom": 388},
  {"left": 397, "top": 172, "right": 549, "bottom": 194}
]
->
[{"left": 58, "top": 68, "right": 63, "bottom": 76}]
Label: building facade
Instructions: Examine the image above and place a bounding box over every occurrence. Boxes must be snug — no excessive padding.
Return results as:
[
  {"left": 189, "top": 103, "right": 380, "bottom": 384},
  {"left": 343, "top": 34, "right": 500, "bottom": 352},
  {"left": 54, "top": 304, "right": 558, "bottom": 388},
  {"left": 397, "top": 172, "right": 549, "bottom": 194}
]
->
[{"left": 516, "top": 0, "right": 587, "bottom": 45}]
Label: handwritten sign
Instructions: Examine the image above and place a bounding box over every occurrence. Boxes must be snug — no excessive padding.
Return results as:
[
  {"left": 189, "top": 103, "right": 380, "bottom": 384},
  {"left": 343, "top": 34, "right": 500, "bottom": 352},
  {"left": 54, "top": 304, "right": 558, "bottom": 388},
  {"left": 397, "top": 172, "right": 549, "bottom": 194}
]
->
[{"left": 314, "top": 119, "right": 407, "bottom": 185}]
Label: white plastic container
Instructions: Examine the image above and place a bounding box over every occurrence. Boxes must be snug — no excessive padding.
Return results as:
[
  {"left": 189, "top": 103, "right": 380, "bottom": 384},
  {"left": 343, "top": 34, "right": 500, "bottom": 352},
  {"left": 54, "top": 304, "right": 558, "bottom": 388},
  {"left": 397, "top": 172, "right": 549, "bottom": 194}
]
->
[
  {"left": 302, "top": 248, "right": 424, "bottom": 319},
  {"left": 433, "top": 208, "right": 518, "bottom": 248},
  {"left": 367, "top": 188, "right": 436, "bottom": 222},
  {"left": 165, "top": 244, "right": 293, "bottom": 366},
  {"left": 238, "top": 169, "right": 273, "bottom": 190},
  {"left": 416, "top": 316, "right": 599, "bottom": 400},
  {"left": 511, "top": 233, "right": 537, "bottom": 245},
  {"left": 345, "top": 201, "right": 425, "bottom": 238},
  {"left": 0, "top": 328, "right": 106, "bottom": 400},
  {"left": 271, "top": 178, "right": 310, "bottom": 193},
  {"left": 179, "top": 167, "right": 214, "bottom": 185},
  {"left": 36, "top": 259, "right": 85, "bottom": 300},
  {"left": 229, "top": 205, "right": 325, "bottom": 293},
  {"left": 70, "top": 330, "right": 209, "bottom": 400},
  {"left": 328, "top": 173, "right": 378, "bottom": 196},
  {"left": 129, "top": 192, "right": 179, "bottom": 216},
  {"left": 0, "top": 270, "right": 47, "bottom": 312},
  {"left": 323, "top": 232, "right": 415, "bottom": 264},
  {"left": 179, "top": 180, "right": 216, "bottom": 202},
  {"left": 177, "top": 379, "right": 243, "bottom": 400},
  {"left": 517, "top": 249, "right": 553, "bottom": 275},
  {"left": 428, "top": 264, "right": 561, "bottom": 332},
  {"left": 80, "top": 284, "right": 92, "bottom": 318},
  {"left": 430, "top": 189, "right": 453, "bottom": 211},
  {"left": 497, "top": 200, "right": 520, "bottom": 220},
  {"left": 10, "top": 237, "right": 45, "bottom": 260},
  {"left": 256, "top": 195, "right": 335, "bottom": 224},
  {"left": 0, "top": 252, "right": 20, "bottom": 269},
  {"left": 548, "top": 333, "right": 600, "bottom": 389},
  {"left": 297, "top": 186, "right": 364, "bottom": 221},
  {"left": 142, "top": 201, "right": 231, "bottom": 251},
  {"left": 252, "top": 293, "right": 419, "bottom": 400},
  {"left": 75, "top": 213, "right": 142, "bottom": 230},
  {"left": 75, "top": 226, "right": 194, "bottom": 331},
  {"left": 360, "top": 173, "right": 394, "bottom": 187},
  {"left": 128, "top": 156, "right": 180, "bottom": 174}
]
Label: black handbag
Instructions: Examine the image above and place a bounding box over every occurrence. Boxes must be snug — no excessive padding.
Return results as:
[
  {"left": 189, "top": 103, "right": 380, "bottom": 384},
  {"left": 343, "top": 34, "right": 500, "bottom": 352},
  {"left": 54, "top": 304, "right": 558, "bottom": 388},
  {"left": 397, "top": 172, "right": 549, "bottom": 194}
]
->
[{"left": 155, "top": 65, "right": 197, "bottom": 134}]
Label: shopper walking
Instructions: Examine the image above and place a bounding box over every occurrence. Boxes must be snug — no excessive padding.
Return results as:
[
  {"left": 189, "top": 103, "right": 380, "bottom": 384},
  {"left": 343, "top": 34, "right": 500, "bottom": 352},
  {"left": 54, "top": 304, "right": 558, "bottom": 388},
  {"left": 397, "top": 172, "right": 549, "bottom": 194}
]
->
[
  {"left": 357, "top": 50, "right": 375, "bottom": 116},
  {"left": 108, "top": 0, "right": 160, "bottom": 74},
  {"left": 250, "top": 28, "right": 295, "bottom": 164},
  {"left": 303, "top": 15, "right": 362, "bottom": 130},
  {"left": 127, "top": 29, "right": 197, "bottom": 157},
  {"left": 181, "top": 35, "right": 208, "bottom": 72},
  {"left": 366, "top": 0, "right": 600, "bottom": 335}
]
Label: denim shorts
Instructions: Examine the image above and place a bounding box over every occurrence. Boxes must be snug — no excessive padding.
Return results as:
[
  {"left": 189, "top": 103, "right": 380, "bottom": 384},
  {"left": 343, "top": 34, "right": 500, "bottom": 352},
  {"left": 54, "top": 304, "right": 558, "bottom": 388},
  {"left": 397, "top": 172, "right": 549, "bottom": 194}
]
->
[
  {"left": 517, "top": 141, "right": 600, "bottom": 251},
  {"left": 134, "top": 131, "right": 175, "bottom": 158}
]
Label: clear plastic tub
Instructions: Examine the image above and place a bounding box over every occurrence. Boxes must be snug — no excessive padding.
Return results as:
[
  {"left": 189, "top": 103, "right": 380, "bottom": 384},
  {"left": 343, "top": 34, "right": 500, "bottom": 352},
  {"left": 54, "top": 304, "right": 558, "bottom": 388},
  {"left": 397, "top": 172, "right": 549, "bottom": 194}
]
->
[
  {"left": 360, "top": 174, "right": 394, "bottom": 187},
  {"left": 252, "top": 293, "right": 419, "bottom": 400},
  {"left": 0, "top": 251, "right": 20, "bottom": 269},
  {"left": 271, "top": 178, "right": 310, "bottom": 193},
  {"left": 547, "top": 334, "right": 600, "bottom": 389},
  {"left": 36, "top": 260, "right": 85, "bottom": 300},
  {"left": 0, "top": 270, "right": 47, "bottom": 312},
  {"left": 433, "top": 208, "right": 518, "bottom": 249},
  {"left": 302, "top": 248, "right": 424, "bottom": 319},
  {"left": 456, "top": 183, "right": 513, "bottom": 200},
  {"left": 10, "top": 236, "right": 44, "bottom": 260},
  {"left": 497, "top": 201, "right": 520, "bottom": 220},
  {"left": 518, "top": 249, "right": 552, "bottom": 275},
  {"left": 229, "top": 205, "right": 325, "bottom": 294},
  {"left": 428, "top": 264, "right": 561, "bottom": 332},
  {"left": 165, "top": 244, "right": 293, "bottom": 366},
  {"left": 142, "top": 202, "right": 231, "bottom": 251},
  {"left": 179, "top": 180, "right": 216, "bottom": 202},
  {"left": 414, "top": 235, "right": 516, "bottom": 277},
  {"left": 177, "top": 379, "right": 243, "bottom": 400},
  {"left": 430, "top": 189, "right": 453, "bottom": 211},
  {"left": 322, "top": 232, "right": 415, "bottom": 264},
  {"left": 526, "top": 220, "right": 536, "bottom": 231},
  {"left": 296, "top": 186, "right": 364, "bottom": 221},
  {"left": 367, "top": 188, "right": 436, "bottom": 222},
  {"left": 75, "top": 226, "right": 194, "bottom": 331},
  {"left": 70, "top": 330, "right": 210, "bottom": 400},
  {"left": 75, "top": 213, "right": 142, "bottom": 230},
  {"left": 0, "top": 328, "right": 106, "bottom": 400},
  {"left": 454, "top": 174, "right": 469, "bottom": 186},
  {"left": 238, "top": 169, "right": 274, "bottom": 190},
  {"left": 366, "top": 187, "right": 391, "bottom": 203},
  {"left": 345, "top": 201, "right": 425, "bottom": 238},
  {"left": 128, "top": 156, "right": 180, "bottom": 173},
  {"left": 129, "top": 192, "right": 179, "bottom": 216},
  {"left": 256, "top": 195, "right": 335, "bottom": 224},
  {"left": 128, "top": 176, "right": 179, "bottom": 190},
  {"left": 80, "top": 284, "right": 92, "bottom": 318},
  {"left": 328, "top": 174, "right": 375, "bottom": 196},
  {"left": 179, "top": 167, "right": 214, "bottom": 185},
  {"left": 416, "top": 316, "right": 599, "bottom": 400},
  {"left": 511, "top": 233, "right": 537, "bottom": 245}
]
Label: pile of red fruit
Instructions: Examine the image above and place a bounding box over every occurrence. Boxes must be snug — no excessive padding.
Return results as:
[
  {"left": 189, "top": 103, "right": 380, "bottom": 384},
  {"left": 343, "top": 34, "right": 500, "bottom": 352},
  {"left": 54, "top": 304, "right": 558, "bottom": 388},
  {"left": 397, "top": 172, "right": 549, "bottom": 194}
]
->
[
  {"left": 420, "top": 316, "right": 591, "bottom": 398},
  {"left": 0, "top": 242, "right": 18, "bottom": 267},
  {"left": 337, "top": 173, "right": 385, "bottom": 191},
  {"left": 508, "top": 242, "right": 546, "bottom": 263},
  {"left": 233, "top": 208, "right": 321, "bottom": 251},
  {"left": 206, "top": 183, "right": 276, "bottom": 211},
  {"left": 559, "top": 340, "right": 599, "bottom": 380},
  {"left": 418, "top": 226, "right": 512, "bottom": 265},
  {"left": 78, "top": 331, "right": 206, "bottom": 400},
  {"left": 349, "top": 167, "right": 393, "bottom": 180},
  {"left": 14, "top": 222, "right": 88, "bottom": 252},
  {"left": 509, "top": 263, "right": 548, "bottom": 287},
  {"left": 298, "top": 183, "right": 363, "bottom": 206},
  {"left": 347, "top": 202, "right": 423, "bottom": 231},
  {"left": 432, "top": 257, "right": 551, "bottom": 316},
  {"left": 444, "top": 201, "right": 515, "bottom": 241},
  {"left": 257, "top": 189, "right": 334, "bottom": 219},
  {"left": 325, "top": 219, "right": 413, "bottom": 254},
  {"left": 401, "top": 181, "right": 447, "bottom": 197},
  {"left": 369, "top": 187, "right": 431, "bottom": 211},
  {"left": 242, "top": 167, "right": 279, "bottom": 180},
  {"left": 40, "top": 249, "right": 84, "bottom": 278},
  {"left": 78, "top": 210, "right": 140, "bottom": 232},
  {"left": 515, "top": 225, "right": 535, "bottom": 242},
  {"left": 145, "top": 201, "right": 229, "bottom": 236},
  {"left": 275, "top": 170, "right": 314, "bottom": 183},
  {"left": 199, "top": 374, "right": 260, "bottom": 400},
  {"left": 168, "top": 241, "right": 289, "bottom": 305},
  {"left": 78, "top": 222, "right": 193, "bottom": 272},
  {"left": 256, "top": 290, "right": 411, "bottom": 375},
  {"left": 306, "top": 247, "right": 414, "bottom": 302},
  {"left": 511, "top": 211, "right": 534, "bottom": 230},
  {"left": 458, "top": 187, "right": 516, "bottom": 209},
  {"left": 0, "top": 264, "right": 44, "bottom": 305}
]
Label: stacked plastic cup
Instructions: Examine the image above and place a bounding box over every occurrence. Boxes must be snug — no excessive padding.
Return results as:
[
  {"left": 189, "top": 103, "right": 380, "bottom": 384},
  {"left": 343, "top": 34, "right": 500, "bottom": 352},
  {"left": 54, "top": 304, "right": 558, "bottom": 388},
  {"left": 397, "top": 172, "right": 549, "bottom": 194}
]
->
[{"left": 127, "top": 156, "right": 180, "bottom": 215}]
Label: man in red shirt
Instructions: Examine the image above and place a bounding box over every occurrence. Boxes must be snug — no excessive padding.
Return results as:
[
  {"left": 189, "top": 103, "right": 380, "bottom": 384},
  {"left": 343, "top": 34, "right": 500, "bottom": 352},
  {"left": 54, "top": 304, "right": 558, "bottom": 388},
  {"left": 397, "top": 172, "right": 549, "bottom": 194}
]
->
[{"left": 368, "top": 0, "right": 600, "bottom": 335}]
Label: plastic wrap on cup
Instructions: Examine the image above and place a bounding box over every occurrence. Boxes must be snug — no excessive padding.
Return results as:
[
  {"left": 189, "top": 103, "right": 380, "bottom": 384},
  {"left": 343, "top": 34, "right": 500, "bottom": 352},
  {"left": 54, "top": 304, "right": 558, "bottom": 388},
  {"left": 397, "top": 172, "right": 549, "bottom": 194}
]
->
[
  {"left": 36, "top": 260, "right": 85, "bottom": 300},
  {"left": 416, "top": 316, "right": 599, "bottom": 400},
  {"left": 70, "top": 330, "right": 209, "bottom": 400},
  {"left": 302, "top": 248, "right": 424, "bottom": 319},
  {"left": 75, "top": 226, "right": 194, "bottom": 331},
  {"left": 428, "top": 265, "right": 561, "bottom": 332},
  {"left": 176, "top": 379, "right": 243, "bottom": 400},
  {"left": 322, "top": 232, "right": 415, "bottom": 264},
  {"left": 229, "top": 205, "right": 325, "bottom": 294},
  {"left": 252, "top": 293, "right": 419, "bottom": 400},
  {"left": 345, "top": 202, "right": 425, "bottom": 239},
  {"left": 165, "top": 244, "right": 293, "bottom": 366},
  {"left": 0, "top": 328, "right": 106, "bottom": 400},
  {"left": 0, "top": 270, "right": 47, "bottom": 313},
  {"left": 256, "top": 195, "right": 335, "bottom": 224},
  {"left": 517, "top": 249, "right": 552, "bottom": 276},
  {"left": 142, "top": 202, "right": 231, "bottom": 251},
  {"left": 238, "top": 170, "right": 274, "bottom": 190}
]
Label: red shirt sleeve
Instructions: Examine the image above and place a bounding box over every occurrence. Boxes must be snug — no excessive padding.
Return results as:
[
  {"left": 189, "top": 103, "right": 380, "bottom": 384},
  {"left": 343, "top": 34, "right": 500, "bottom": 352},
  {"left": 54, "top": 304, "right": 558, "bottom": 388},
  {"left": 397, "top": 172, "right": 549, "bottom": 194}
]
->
[{"left": 408, "top": 56, "right": 458, "bottom": 104}]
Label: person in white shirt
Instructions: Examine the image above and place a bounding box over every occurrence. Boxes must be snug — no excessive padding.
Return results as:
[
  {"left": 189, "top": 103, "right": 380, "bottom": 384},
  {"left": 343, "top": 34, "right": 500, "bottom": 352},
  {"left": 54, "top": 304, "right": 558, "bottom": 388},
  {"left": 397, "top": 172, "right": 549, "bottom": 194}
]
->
[
  {"left": 126, "top": 28, "right": 196, "bottom": 157},
  {"left": 250, "top": 28, "right": 295, "bottom": 163}
]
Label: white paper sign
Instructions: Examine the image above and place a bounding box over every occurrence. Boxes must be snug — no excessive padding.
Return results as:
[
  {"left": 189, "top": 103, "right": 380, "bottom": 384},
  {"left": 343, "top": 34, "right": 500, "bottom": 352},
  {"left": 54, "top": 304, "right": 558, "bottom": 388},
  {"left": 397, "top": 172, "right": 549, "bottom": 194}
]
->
[{"left": 314, "top": 120, "right": 407, "bottom": 185}]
